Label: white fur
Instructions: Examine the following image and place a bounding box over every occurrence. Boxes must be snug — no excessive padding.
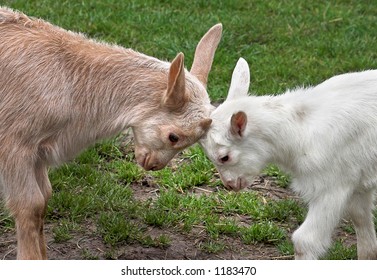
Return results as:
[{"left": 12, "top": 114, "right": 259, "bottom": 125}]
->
[{"left": 200, "top": 58, "right": 377, "bottom": 259}]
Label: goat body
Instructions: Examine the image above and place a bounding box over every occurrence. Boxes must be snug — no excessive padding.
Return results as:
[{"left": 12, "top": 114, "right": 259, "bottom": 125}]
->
[
  {"left": 0, "top": 7, "right": 222, "bottom": 259},
  {"left": 201, "top": 58, "right": 377, "bottom": 259}
]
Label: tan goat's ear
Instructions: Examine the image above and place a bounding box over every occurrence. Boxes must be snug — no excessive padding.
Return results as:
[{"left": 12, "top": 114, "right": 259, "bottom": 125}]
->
[
  {"left": 230, "top": 111, "right": 247, "bottom": 137},
  {"left": 190, "top": 23, "right": 222, "bottom": 88},
  {"left": 200, "top": 118, "right": 212, "bottom": 131},
  {"left": 163, "top": 52, "right": 187, "bottom": 109}
]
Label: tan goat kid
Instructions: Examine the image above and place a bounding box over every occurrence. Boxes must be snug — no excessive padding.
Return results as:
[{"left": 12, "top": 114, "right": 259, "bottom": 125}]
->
[{"left": 0, "top": 7, "right": 222, "bottom": 259}]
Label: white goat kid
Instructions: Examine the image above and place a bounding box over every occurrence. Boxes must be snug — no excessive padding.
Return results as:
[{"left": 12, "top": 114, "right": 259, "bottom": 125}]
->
[{"left": 201, "top": 58, "right": 377, "bottom": 260}]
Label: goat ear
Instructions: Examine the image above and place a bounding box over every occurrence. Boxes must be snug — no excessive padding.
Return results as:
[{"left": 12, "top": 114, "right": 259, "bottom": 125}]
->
[
  {"left": 190, "top": 23, "right": 222, "bottom": 88},
  {"left": 227, "top": 58, "right": 250, "bottom": 101},
  {"left": 163, "top": 52, "right": 187, "bottom": 109},
  {"left": 230, "top": 111, "right": 247, "bottom": 137},
  {"left": 200, "top": 118, "right": 212, "bottom": 131}
]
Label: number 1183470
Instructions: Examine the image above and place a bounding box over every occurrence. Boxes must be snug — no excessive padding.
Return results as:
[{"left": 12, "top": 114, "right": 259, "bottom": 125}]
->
[{"left": 214, "top": 266, "right": 256, "bottom": 276}]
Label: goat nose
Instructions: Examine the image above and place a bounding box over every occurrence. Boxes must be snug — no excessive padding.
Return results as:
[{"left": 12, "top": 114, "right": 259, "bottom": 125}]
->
[
  {"left": 144, "top": 159, "right": 165, "bottom": 171},
  {"left": 144, "top": 161, "right": 158, "bottom": 171},
  {"left": 149, "top": 165, "right": 159, "bottom": 171},
  {"left": 151, "top": 161, "right": 168, "bottom": 171},
  {"left": 144, "top": 165, "right": 154, "bottom": 171},
  {"left": 224, "top": 178, "right": 248, "bottom": 192},
  {"left": 219, "top": 173, "right": 238, "bottom": 191},
  {"left": 237, "top": 177, "right": 251, "bottom": 191},
  {"left": 224, "top": 180, "right": 235, "bottom": 190}
]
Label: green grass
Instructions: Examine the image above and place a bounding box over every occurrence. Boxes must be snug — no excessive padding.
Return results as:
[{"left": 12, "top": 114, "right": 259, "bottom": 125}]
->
[
  {"left": 1, "top": 0, "right": 377, "bottom": 260},
  {"left": 325, "top": 241, "right": 357, "bottom": 260},
  {"left": 153, "top": 146, "right": 217, "bottom": 191},
  {"left": 240, "top": 222, "right": 287, "bottom": 245},
  {"left": 200, "top": 240, "right": 226, "bottom": 254}
]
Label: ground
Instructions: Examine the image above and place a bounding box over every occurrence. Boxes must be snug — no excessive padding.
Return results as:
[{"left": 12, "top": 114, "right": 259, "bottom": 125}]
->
[{"left": 0, "top": 175, "right": 357, "bottom": 260}]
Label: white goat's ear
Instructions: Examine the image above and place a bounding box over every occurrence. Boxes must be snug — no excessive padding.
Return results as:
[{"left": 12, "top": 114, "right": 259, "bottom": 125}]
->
[
  {"left": 230, "top": 111, "right": 247, "bottom": 137},
  {"left": 163, "top": 52, "right": 187, "bottom": 109},
  {"left": 226, "top": 58, "right": 250, "bottom": 101},
  {"left": 190, "top": 23, "right": 222, "bottom": 88}
]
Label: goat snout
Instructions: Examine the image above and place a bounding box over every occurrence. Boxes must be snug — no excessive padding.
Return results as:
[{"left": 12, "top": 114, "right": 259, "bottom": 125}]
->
[
  {"left": 136, "top": 152, "right": 165, "bottom": 171},
  {"left": 222, "top": 176, "right": 250, "bottom": 192},
  {"left": 146, "top": 162, "right": 165, "bottom": 171}
]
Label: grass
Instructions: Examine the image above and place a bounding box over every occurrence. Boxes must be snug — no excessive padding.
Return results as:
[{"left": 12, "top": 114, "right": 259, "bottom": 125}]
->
[{"left": 1, "top": 0, "right": 377, "bottom": 260}]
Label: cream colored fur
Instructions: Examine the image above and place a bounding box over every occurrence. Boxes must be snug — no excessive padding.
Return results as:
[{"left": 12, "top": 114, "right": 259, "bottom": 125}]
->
[{"left": 0, "top": 6, "right": 222, "bottom": 259}]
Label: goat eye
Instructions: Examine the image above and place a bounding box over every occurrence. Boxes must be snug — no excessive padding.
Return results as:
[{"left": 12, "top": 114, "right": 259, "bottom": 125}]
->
[
  {"left": 168, "top": 133, "right": 179, "bottom": 143},
  {"left": 220, "top": 155, "right": 229, "bottom": 163}
]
